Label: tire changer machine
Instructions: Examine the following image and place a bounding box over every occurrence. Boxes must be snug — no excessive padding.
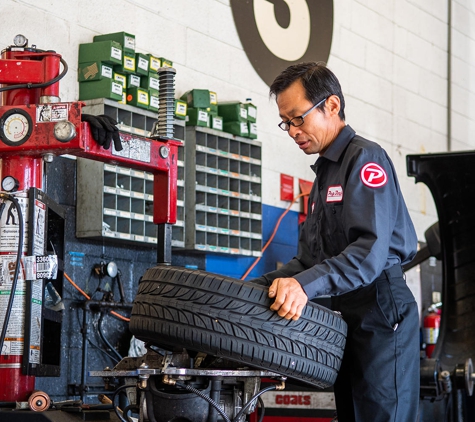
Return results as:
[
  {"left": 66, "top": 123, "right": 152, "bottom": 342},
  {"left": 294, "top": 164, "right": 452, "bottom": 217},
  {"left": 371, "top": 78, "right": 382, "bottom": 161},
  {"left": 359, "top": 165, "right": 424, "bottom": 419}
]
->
[{"left": 0, "top": 35, "right": 286, "bottom": 422}]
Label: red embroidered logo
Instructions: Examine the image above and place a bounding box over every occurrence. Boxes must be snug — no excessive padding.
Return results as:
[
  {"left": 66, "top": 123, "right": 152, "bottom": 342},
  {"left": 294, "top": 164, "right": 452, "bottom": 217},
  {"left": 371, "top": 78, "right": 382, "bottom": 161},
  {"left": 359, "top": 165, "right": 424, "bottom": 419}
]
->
[{"left": 360, "top": 162, "right": 387, "bottom": 188}]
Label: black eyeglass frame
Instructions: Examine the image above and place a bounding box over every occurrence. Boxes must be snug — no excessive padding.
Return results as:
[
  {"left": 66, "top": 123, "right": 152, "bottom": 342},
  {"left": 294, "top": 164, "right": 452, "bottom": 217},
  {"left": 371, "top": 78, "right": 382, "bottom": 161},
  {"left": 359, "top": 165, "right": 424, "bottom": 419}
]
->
[{"left": 278, "top": 96, "right": 328, "bottom": 131}]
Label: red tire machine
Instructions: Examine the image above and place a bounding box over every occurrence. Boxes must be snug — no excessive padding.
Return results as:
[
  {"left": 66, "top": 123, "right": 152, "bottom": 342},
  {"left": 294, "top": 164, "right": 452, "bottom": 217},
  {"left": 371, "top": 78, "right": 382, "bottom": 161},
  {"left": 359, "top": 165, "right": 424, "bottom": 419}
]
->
[{"left": 0, "top": 34, "right": 181, "bottom": 404}]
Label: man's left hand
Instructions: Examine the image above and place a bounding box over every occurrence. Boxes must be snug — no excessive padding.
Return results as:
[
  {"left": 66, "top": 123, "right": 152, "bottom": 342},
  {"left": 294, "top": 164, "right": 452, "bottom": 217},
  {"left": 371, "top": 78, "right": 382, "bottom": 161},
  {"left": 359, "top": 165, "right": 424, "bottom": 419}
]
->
[{"left": 268, "top": 277, "right": 308, "bottom": 321}]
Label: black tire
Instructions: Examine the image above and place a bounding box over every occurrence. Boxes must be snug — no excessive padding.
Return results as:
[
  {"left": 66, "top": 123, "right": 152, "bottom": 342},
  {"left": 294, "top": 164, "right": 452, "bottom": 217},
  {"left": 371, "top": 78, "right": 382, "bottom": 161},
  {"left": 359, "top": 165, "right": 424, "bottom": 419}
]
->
[{"left": 130, "top": 266, "right": 347, "bottom": 388}]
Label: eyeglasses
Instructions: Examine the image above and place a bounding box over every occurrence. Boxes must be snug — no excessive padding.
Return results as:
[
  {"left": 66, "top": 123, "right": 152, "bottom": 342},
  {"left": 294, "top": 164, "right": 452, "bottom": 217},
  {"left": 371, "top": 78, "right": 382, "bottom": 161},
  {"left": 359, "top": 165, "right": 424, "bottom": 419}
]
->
[{"left": 278, "top": 97, "right": 328, "bottom": 131}]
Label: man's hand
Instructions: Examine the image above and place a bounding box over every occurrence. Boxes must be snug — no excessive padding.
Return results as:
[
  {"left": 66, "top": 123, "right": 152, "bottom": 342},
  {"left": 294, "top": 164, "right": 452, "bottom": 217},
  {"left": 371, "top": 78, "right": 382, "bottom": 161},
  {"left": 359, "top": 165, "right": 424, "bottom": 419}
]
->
[{"left": 268, "top": 277, "right": 308, "bottom": 321}]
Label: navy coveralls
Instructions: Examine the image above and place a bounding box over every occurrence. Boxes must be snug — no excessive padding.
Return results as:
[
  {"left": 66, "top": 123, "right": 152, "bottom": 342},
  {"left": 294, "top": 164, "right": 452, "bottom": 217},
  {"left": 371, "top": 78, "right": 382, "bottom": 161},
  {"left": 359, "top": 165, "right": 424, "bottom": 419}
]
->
[{"left": 254, "top": 125, "right": 420, "bottom": 422}]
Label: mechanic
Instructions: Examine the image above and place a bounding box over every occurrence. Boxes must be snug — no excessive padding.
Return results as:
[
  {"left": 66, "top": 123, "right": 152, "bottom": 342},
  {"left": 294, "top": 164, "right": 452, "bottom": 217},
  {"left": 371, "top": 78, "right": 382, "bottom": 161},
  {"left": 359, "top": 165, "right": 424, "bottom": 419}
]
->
[{"left": 251, "top": 62, "right": 420, "bottom": 422}]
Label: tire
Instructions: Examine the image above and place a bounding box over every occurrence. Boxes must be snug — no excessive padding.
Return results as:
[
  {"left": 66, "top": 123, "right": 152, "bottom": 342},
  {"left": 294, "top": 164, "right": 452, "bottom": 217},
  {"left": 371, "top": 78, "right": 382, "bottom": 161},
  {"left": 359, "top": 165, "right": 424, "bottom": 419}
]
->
[{"left": 130, "top": 266, "right": 347, "bottom": 388}]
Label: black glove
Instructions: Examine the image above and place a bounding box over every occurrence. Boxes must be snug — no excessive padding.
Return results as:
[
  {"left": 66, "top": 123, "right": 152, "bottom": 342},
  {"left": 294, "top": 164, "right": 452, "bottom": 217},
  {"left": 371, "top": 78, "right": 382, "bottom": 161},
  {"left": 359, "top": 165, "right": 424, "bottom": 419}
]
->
[{"left": 81, "top": 114, "right": 123, "bottom": 151}]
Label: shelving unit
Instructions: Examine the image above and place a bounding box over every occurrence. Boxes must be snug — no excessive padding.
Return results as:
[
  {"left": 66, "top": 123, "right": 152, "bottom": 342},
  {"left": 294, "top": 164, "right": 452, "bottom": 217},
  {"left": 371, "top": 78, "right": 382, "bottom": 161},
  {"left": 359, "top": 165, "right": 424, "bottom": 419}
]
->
[
  {"left": 184, "top": 126, "right": 262, "bottom": 256},
  {"left": 77, "top": 99, "right": 185, "bottom": 247}
]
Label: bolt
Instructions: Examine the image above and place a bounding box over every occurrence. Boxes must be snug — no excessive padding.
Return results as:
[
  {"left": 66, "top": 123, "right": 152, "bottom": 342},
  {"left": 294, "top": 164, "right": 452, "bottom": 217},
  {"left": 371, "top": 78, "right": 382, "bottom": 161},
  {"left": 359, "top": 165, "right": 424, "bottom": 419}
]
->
[{"left": 43, "top": 153, "right": 54, "bottom": 163}]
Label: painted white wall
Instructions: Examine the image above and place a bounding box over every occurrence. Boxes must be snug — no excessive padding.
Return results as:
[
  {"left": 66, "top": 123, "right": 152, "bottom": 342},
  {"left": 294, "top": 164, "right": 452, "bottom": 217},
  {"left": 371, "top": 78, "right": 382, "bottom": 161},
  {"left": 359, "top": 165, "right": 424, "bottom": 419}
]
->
[{"left": 0, "top": 0, "right": 474, "bottom": 242}]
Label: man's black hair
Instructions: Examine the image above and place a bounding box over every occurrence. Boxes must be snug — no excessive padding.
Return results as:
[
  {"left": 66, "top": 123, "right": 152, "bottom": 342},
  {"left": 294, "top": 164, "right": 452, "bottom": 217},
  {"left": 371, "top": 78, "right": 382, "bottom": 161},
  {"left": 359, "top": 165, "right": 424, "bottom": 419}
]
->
[{"left": 270, "top": 62, "right": 345, "bottom": 121}]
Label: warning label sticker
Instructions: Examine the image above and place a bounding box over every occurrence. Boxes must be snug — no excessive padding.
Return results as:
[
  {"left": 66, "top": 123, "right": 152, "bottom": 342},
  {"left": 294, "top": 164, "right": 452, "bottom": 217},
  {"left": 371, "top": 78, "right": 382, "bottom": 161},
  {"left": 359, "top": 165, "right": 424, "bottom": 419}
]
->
[
  {"left": 0, "top": 256, "right": 26, "bottom": 356},
  {"left": 36, "top": 103, "right": 69, "bottom": 123},
  {"left": 0, "top": 195, "right": 28, "bottom": 254}
]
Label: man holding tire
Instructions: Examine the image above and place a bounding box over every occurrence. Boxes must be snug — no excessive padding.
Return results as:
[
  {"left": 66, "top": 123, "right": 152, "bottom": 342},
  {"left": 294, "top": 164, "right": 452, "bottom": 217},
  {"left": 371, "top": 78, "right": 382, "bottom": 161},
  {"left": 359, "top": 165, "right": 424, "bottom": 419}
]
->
[{"left": 252, "top": 62, "right": 419, "bottom": 422}]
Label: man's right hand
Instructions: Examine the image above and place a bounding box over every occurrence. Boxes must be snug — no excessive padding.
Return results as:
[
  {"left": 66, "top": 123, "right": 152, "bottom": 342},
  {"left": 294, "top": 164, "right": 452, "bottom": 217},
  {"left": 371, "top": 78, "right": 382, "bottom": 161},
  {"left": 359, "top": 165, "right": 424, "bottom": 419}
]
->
[{"left": 268, "top": 277, "right": 308, "bottom": 321}]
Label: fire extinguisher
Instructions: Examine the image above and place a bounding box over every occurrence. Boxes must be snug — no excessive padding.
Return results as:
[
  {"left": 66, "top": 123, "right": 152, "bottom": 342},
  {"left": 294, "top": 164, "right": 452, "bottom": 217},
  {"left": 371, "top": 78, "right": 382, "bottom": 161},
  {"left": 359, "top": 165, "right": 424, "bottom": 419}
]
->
[{"left": 423, "top": 305, "right": 441, "bottom": 358}]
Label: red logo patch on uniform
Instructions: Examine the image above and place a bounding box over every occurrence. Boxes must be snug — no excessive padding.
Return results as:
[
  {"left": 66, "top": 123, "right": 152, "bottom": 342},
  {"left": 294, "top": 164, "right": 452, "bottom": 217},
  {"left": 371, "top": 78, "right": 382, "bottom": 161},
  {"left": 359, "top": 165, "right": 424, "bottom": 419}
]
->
[{"left": 360, "top": 162, "right": 387, "bottom": 188}]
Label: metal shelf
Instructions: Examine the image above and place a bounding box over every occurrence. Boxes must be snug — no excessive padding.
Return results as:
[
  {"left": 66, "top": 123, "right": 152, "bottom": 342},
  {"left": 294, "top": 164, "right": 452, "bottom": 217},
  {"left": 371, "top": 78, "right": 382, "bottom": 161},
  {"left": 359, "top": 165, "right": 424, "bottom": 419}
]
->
[
  {"left": 77, "top": 99, "right": 185, "bottom": 247},
  {"left": 185, "top": 126, "right": 262, "bottom": 256}
]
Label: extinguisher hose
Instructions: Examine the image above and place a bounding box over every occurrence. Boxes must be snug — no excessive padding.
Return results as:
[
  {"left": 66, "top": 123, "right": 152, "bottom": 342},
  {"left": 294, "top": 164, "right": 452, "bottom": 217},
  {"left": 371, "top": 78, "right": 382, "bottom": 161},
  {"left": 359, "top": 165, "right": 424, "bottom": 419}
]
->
[
  {"left": 0, "top": 194, "right": 24, "bottom": 356},
  {"left": 0, "top": 56, "right": 68, "bottom": 93}
]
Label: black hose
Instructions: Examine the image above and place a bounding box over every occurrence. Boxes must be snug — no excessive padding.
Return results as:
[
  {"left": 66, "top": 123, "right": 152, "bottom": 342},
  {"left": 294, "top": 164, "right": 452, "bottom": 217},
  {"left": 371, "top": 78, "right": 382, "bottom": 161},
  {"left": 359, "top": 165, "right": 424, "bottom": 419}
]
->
[
  {"left": 0, "top": 56, "right": 68, "bottom": 92},
  {"left": 122, "top": 404, "right": 140, "bottom": 421},
  {"left": 232, "top": 385, "right": 277, "bottom": 422},
  {"left": 175, "top": 381, "right": 231, "bottom": 422},
  {"left": 111, "top": 384, "right": 133, "bottom": 422},
  {"left": 257, "top": 396, "right": 265, "bottom": 422},
  {"left": 97, "top": 312, "right": 123, "bottom": 362},
  {"left": 0, "top": 194, "right": 24, "bottom": 356}
]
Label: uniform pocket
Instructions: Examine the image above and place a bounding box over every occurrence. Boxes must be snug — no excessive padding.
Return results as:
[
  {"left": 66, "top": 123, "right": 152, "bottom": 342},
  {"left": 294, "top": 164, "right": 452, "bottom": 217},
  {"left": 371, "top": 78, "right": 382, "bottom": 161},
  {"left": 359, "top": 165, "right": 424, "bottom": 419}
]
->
[{"left": 375, "top": 279, "right": 399, "bottom": 329}]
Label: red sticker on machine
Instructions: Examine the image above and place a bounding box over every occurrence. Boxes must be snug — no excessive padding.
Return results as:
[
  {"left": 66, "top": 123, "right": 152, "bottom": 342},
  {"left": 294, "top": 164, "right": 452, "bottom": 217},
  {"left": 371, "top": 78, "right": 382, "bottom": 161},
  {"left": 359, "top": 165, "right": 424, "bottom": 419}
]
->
[{"left": 360, "top": 162, "right": 387, "bottom": 188}]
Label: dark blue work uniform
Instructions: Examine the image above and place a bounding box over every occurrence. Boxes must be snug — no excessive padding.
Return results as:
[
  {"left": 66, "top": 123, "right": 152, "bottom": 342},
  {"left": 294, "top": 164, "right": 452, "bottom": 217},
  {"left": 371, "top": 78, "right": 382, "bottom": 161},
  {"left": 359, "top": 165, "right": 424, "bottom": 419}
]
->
[{"left": 254, "top": 125, "right": 420, "bottom": 421}]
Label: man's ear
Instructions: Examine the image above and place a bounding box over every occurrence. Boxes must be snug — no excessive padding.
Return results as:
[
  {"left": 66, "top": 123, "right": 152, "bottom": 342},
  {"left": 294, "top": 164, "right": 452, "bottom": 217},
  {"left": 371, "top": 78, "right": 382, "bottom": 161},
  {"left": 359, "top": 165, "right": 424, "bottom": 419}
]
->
[{"left": 326, "top": 95, "right": 341, "bottom": 117}]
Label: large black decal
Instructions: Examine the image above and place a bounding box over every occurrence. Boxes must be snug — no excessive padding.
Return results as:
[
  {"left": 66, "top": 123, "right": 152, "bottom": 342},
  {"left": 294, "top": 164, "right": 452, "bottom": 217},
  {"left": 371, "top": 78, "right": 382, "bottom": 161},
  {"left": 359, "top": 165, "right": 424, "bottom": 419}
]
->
[{"left": 230, "top": 0, "right": 333, "bottom": 87}]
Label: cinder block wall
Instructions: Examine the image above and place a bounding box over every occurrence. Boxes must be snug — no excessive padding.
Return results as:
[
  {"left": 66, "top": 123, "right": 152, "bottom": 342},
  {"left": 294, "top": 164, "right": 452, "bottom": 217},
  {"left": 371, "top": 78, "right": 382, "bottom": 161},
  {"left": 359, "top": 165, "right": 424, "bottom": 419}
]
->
[{"left": 1, "top": 0, "right": 473, "bottom": 241}]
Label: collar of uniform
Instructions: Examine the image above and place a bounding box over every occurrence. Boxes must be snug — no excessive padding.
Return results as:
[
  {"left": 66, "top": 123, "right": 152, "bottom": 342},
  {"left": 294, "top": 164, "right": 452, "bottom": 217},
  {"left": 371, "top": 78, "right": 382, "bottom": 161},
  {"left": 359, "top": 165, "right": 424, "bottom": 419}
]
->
[{"left": 311, "top": 125, "right": 355, "bottom": 172}]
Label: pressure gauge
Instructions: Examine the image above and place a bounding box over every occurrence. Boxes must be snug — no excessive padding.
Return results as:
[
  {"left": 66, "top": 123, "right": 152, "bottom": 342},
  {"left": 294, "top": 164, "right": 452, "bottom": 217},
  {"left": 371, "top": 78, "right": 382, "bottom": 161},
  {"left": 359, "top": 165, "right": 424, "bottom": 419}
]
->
[
  {"left": 0, "top": 109, "right": 33, "bottom": 147},
  {"left": 1, "top": 176, "right": 20, "bottom": 192},
  {"left": 13, "top": 34, "right": 28, "bottom": 48},
  {"left": 54, "top": 120, "right": 76, "bottom": 142}
]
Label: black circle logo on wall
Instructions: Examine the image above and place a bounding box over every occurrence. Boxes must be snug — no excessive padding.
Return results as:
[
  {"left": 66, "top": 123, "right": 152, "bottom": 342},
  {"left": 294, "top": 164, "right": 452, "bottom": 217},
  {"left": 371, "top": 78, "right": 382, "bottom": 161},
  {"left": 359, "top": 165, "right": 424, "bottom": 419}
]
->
[{"left": 230, "top": 0, "right": 334, "bottom": 87}]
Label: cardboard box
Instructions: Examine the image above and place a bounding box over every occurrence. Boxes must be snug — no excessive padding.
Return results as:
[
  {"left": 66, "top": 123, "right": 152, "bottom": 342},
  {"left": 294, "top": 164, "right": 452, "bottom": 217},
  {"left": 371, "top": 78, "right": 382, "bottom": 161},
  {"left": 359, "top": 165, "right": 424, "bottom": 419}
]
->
[
  {"left": 223, "top": 121, "right": 249, "bottom": 137},
  {"left": 140, "top": 75, "right": 160, "bottom": 91},
  {"left": 248, "top": 122, "right": 257, "bottom": 139},
  {"left": 78, "top": 41, "right": 122, "bottom": 65},
  {"left": 218, "top": 102, "right": 247, "bottom": 122},
  {"left": 114, "top": 54, "right": 136, "bottom": 74},
  {"left": 149, "top": 89, "right": 159, "bottom": 111},
  {"left": 245, "top": 103, "right": 257, "bottom": 123},
  {"left": 186, "top": 108, "right": 209, "bottom": 127},
  {"left": 93, "top": 31, "right": 136, "bottom": 54},
  {"left": 211, "top": 115, "right": 223, "bottom": 131},
  {"left": 148, "top": 55, "right": 161, "bottom": 73},
  {"left": 128, "top": 74, "right": 141, "bottom": 88},
  {"left": 181, "top": 89, "right": 210, "bottom": 109},
  {"left": 114, "top": 73, "right": 127, "bottom": 89},
  {"left": 78, "top": 62, "right": 113, "bottom": 82},
  {"left": 79, "top": 79, "right": 123, "bottom": 101},
  {"left": 126, "top": 87, "right": 149, "bottom": 109},
  {"left": 136, "top": 53, "right": 150, "bottom": 75},
  {"left": 174, "top": 100, "right": 187, "bottom": 120}
]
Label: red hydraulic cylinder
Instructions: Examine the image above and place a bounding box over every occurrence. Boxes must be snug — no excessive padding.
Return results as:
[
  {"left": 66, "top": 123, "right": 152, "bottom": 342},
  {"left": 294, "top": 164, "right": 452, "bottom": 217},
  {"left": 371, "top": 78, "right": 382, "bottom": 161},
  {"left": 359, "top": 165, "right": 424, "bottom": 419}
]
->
[{"left": 1, "top": 156, "right": 43, "bottom": 190}]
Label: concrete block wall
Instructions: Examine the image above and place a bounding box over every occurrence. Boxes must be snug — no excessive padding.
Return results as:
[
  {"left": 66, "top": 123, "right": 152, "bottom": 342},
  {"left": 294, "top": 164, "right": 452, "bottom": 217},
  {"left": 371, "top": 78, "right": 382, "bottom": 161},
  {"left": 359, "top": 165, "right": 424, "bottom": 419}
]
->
[{"left": 0, "top": 0, "right": 473, "bottom": 243}]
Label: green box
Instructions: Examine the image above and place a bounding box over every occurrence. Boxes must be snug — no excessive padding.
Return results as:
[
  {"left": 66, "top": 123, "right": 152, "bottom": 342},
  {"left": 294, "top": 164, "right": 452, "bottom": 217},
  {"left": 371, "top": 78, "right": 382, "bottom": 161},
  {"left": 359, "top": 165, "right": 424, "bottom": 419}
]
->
[
  {"left": 114, "top": 53, "right": 136, "bottom": 74},
  {"left": 114, "top": 73, "right": 127, "bottom": 89},
  {"left": 159, "top": 57, "right": 173, "bottom": 68},
  {"left": 136, "top": 53, "right": 150, "bottom": 75},
  {"left": 223, "top": 121, "right": 249, "bottom": 137},
  {"left": 79, "top": 41, "right": 122, "bottom": 65},
  {"left": 174, "top": 100, "right": 187, "bottom": 120},
  {"left": 79, "top": 78, "right": 123, "bottom": 101},
  {"left": 93, "top": 31, "right": 135, "bottom": 54},
  {"left": 218, "top": 102, "right": 247, "bottom": 122},
  {"left": 248, "top": 122, "right": 257, "bottom": 139},
  {"left": 211, "top": 115, "right": 223, "bottom": 131},
  {"left": 140, "top": 74, "right": 160, "bottom": 91},
  {"left": 209, "top": 104, "right": 218, "bottom": 115},
  {"left": 245, "top": 103, "right": 257, "bottom": 123},
  {"left": 149, "top": 89, "right": 159, "bottom": 111},
  {"left": 128, "top": 74, "right": 141, "bottom": 88},
  {"left": 181, "top": 89, "right": 210, "bottom": 109},
  {"left": 126, "top": 87, "right": 149, "bottom": 109},
  {"left": 148, "top": 54, "right": 161, "bottom": 73},
  {"left": 78, "top": 62, "right": 113, "bottom": 82},
  {"left": 186, "top": 108, "right": 209, "bottom": 127}
]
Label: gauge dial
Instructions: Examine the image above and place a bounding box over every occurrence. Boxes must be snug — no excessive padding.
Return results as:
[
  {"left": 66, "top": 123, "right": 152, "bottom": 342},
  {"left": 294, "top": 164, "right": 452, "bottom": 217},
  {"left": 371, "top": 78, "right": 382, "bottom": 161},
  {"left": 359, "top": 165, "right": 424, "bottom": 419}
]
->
[
  {"left": 0, "top": 109, "right": 33, "bottom": 146},
  {"left": 54, "top": 120, "right": 76, "bottom": 142},
  {"left": 1, "top": 176, "right": 20, "bottom": 192}
]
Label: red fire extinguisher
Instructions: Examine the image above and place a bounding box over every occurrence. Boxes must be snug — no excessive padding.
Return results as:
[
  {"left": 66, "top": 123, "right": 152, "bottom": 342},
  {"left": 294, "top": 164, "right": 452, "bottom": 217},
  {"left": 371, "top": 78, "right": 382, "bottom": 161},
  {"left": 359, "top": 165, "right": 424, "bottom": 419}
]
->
[{"left": 423, "top": 306, "right": 441, "bottom": 358}]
